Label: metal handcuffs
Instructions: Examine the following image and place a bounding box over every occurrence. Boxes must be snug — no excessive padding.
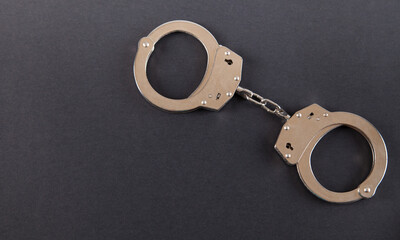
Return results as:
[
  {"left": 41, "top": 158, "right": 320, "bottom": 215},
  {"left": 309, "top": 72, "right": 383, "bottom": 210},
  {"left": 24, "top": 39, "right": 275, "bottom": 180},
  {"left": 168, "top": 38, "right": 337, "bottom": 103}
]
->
[{"left": 133, "top": 20, "right": 388, "bottom": 203}]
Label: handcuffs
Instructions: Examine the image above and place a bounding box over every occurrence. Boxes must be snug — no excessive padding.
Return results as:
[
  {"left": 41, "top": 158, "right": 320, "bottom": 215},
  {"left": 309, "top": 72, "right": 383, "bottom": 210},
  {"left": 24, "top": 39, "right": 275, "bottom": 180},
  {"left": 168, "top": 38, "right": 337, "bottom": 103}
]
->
[{"left": 133, "top": 20, "right": 388, "bottom": 203}]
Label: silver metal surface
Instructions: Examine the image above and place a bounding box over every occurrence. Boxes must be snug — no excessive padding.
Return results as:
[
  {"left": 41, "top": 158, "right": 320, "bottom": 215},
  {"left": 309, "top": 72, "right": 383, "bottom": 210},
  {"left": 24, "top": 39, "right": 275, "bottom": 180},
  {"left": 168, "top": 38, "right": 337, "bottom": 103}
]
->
[
  {"left": 134, "top": 20, "right": 242, "bottom": 112},
  {"left": 236, "top": 86, "right": 290, "bottom": 120},
  {"left": 275, "top": 104, "right": 388, "bottom": 203},
  {"left": 134, "top": 20, "right": 388, "bottom": 204}
]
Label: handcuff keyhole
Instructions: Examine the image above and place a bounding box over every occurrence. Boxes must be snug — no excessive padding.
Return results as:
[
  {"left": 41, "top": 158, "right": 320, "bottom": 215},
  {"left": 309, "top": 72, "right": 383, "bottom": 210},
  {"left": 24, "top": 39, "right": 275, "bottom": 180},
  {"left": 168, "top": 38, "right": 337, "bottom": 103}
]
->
[
  {"left": 225, "top": 59, "right": 233, "bottom": 65},
  {"left": 286, "top": 143, "right": 294, "bottom": 150},
  {"left": 308, "top": 112, "right": 314, "bottom": 119}
]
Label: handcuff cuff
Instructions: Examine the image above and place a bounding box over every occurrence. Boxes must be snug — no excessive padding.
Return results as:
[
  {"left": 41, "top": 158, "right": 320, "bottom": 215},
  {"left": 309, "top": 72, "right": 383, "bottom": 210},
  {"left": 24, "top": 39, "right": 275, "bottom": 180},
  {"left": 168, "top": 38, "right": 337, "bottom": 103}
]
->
[{"left": 133, "top": 20, "right": 388, "bottom": 203}]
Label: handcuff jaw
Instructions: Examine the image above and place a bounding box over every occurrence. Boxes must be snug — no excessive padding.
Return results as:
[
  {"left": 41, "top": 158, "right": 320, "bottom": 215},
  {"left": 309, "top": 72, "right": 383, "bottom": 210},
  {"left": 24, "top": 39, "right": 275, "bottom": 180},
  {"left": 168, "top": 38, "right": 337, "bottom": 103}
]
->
[
  {"left": 134, "top": 20, "right": 242, "bottom": 112},
  {"left": 275, "top": 104, "right": 388, "bottom": 203}
]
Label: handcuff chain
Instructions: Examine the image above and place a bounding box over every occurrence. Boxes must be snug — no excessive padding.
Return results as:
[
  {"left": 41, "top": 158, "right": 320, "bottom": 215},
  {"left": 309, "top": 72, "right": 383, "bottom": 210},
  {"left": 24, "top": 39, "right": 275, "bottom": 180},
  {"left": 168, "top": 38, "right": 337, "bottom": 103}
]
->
[{"left": 236, "top": 86, "right": 291, "bottom": 120}]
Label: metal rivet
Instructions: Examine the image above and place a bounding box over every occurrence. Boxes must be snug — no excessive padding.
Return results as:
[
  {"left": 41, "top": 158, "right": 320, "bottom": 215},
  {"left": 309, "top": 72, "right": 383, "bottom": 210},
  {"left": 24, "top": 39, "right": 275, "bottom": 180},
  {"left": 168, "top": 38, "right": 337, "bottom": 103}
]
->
[
  {"left": 201, "top": 100, "right": 207, "bottom": 105},
  {"left": 296, "top": 113, "right": 302, "bottom": 118},
  {"left": 284, "top": 125, "right": 290, "bottom": 130},
  {"left": 364, "top": 187, "right": 371, "bottom": 193},
  {"left": 142, "top": 42, "right": 149, "bottom": 48},
  {"left": 316, "top": 118, "right": 320, "bottom": 121},
  {"left": 323, "top": 113, "right": 329, "bottom": 117},
  {"left": 285, "top": 154, "right": 291, "bottom": 158},
  {"left": 226, "top": 92, "right": 233, "bottom": 97},
  {"left": 208, "top": 94, "right": 212, "bottom": 98},
  {"left": 225, "top": 51, "right": 231, "bottom": 56},
  {"left": 234, "top": 76, "right": 240, "bottom": 81}
]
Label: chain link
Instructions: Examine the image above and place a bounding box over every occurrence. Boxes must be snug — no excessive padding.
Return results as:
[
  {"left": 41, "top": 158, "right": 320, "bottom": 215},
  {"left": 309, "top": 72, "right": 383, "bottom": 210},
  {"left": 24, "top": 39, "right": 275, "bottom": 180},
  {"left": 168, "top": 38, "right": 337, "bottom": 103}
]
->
[{"left": 236, "top": 86, "right": 290, "bottom": 120}]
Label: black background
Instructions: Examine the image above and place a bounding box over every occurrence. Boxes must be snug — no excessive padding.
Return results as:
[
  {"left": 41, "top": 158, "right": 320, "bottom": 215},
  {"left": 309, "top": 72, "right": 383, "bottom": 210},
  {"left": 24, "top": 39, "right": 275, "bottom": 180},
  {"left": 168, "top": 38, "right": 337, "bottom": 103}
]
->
[{"left": 1, "top": 0, "right": 399, "bottom": 239}]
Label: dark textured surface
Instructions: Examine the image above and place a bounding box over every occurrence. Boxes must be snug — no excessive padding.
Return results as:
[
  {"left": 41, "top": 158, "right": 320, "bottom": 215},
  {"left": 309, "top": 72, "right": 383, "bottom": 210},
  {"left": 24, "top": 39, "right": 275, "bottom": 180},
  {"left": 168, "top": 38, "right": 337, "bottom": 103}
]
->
[{"left": 1, "top": 1, "right": 399, "bottom": 239}]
